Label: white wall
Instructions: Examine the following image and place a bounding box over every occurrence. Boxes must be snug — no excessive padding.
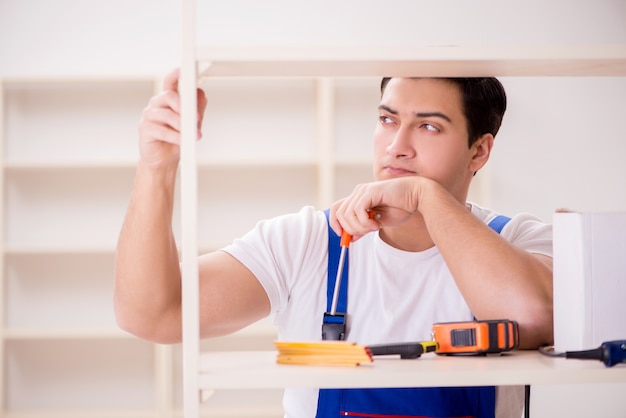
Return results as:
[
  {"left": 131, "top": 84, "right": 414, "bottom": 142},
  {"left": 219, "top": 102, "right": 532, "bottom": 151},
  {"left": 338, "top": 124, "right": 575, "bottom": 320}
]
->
[
  {"left": 1, "top": 1, "right": 625, "bottom": 417},
  {"left": 492, "top": 77, "right": 626, "bottom": 222}
]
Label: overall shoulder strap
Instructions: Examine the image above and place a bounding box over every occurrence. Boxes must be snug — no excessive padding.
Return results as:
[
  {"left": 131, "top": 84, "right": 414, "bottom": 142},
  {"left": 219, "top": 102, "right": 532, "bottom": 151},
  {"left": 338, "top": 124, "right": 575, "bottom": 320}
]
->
[
  {"left": 318, "top": 211, "right": 511, "bottom": 416},
  {"left": 322, "top": 209, "right": 349, "bottom": 340},
  {"left": 322, "top": 210, "right": 511, "bottom": 340},
  {"left": 487, "top": 214, "right": 512, "bottom": 234}
]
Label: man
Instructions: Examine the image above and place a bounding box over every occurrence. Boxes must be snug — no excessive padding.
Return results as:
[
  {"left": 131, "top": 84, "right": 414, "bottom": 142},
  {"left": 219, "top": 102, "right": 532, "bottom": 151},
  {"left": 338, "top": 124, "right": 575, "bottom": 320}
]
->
[{"left": 114, "top": 72, "right": 553, "bottom": 417}]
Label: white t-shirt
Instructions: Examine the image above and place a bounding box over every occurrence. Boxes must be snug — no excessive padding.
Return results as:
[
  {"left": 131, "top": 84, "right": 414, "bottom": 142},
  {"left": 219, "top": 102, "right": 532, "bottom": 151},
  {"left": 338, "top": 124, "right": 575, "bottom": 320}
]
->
[{"left": 222, "top": 203, "right": 552, "bottom": 418}]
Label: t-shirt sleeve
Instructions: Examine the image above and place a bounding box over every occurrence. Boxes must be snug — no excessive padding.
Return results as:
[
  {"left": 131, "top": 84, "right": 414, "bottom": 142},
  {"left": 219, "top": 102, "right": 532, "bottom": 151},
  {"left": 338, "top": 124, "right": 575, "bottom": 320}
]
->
[
  {"left": 220, "top": 206, "right": 327, "bottom": 315},
  {"left": 500, "top": 213, "right": 553, "bottom": 257}
]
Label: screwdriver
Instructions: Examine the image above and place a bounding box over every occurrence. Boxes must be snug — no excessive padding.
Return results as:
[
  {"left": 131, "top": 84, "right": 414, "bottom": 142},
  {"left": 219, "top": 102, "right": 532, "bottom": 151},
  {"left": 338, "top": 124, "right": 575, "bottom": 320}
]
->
[
  {"left": 329, "top": 210, "right": 381, "bottom": 316},
  {"left": 368, "top": 340, "right": 439, "bottom": 359},
  {"left": 565, "top": 340, "right": 626, "bottom": 367}
]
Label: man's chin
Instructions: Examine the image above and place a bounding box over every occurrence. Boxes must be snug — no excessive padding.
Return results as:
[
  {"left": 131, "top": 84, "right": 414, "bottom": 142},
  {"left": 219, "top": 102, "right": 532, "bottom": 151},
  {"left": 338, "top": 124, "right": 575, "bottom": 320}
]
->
[{"left": 377, "top": 171, "right": 419, "bottom": 181}]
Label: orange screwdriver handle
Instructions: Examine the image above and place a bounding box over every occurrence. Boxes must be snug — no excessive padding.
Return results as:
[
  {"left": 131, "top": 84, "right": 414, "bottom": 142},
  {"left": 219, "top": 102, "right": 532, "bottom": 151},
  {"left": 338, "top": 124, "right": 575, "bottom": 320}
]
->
[
  {"left": 338, "top": 210, "right": 381, "bottom": 248},
  {"left": 339, "top": 231, "right": 352, "bottom": 248}
]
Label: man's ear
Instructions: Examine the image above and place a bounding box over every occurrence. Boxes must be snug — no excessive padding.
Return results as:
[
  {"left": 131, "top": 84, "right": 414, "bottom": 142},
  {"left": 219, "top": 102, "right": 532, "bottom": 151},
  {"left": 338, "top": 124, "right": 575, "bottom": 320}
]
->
[{"left": 469, "top": 133, "right": 494, "bottom": 173}]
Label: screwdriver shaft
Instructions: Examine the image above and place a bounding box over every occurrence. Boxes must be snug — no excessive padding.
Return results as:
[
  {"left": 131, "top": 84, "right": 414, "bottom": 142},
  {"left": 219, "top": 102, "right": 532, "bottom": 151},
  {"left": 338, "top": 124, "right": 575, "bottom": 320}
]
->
[
  {"left": 330, "top": 245, "right": 347, "bottom": 315},
  {"left": 328, "top": 210, "right": 380, "bottom": 316}
]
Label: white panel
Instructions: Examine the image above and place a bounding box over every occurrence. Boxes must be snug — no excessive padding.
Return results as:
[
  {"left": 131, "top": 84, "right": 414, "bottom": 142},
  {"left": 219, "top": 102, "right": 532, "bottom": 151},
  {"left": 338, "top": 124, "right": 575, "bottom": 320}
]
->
[
  {"left": 4, "top": 168, "right": 134, "bottom": 249},
  {"left": 5, "top": 339, "right": 155, "bottom": 411},
  {"left": 5, "top": 254, "right": 117, "bottom": 329},
  {"left": 3, "top": 81, "right": 150, "bottom": 163},
  {"left": 531, "top": 384, "right": 626, "bottom": 418},
  {"left": 0, "top": 0, "right": 179, "bottom": 76},
  {"left": 196, "top": 0, "right": 626, "bottom": 46}
]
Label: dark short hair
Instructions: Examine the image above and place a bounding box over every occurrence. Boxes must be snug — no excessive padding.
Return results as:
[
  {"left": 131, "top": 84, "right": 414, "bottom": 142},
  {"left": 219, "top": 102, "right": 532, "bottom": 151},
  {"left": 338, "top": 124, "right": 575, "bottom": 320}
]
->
[{"left": 380, "top": 77, "right": 507, "bottom": 147}]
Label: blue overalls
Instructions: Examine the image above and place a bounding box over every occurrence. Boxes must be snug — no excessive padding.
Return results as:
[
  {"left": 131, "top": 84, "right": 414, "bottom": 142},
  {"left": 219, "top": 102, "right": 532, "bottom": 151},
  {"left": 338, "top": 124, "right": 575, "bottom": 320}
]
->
[{"left": 317, "top": 210, "right": 511, "bottom": 418}]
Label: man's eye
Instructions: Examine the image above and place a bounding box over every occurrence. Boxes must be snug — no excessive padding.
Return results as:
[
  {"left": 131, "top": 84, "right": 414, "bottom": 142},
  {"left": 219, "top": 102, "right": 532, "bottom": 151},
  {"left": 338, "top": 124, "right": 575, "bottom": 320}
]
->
[
  {"left": 423, "top": 123, "right": 439, "bottom": 132},
  {"left": 379, "top": 116, "right": 394, "bottom": 124}
]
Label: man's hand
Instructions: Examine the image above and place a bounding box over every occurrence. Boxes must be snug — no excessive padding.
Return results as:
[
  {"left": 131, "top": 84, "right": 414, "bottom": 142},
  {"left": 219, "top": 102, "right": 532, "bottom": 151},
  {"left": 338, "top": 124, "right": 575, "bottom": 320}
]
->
[
  {"left": 329, "top": 176, "right": 429, "bottom": 241},
  {"left": 138, "top": 68, "right": 208, "bottom": 169}
]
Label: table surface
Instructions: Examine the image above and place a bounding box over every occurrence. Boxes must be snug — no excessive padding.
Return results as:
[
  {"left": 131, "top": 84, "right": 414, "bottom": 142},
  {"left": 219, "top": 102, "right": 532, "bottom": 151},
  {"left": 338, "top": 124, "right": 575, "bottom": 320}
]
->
[{"left": 197, "top": 349, "right": 626, "bottom": 390}]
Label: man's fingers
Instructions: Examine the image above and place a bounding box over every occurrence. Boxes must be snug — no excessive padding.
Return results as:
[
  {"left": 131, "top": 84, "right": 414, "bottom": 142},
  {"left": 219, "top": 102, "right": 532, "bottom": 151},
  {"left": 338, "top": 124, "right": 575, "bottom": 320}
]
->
[
  {"left": 143, "top": 123, "right": 181, "bottom": 146},
  {"left": 162, "top": 68, "right": 180, "bottom": 92},
  {"left": 143, "top": 106, "right": 181, "bottom": 133},
  {"left": 148, "top": 90, "right": 181, "bottom": 114},
  {"left": 197, "top": 88, "right": 208, "bottom": 131},
  {"left": 161, "top": 69, "right": 206, "bottom": 135}
]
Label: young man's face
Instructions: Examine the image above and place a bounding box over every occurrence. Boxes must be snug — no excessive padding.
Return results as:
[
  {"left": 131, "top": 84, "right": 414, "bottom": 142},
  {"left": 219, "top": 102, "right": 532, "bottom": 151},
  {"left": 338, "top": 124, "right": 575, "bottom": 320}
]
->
[{"left": 373, "top": 78, "right": 486, "bottom": 200}]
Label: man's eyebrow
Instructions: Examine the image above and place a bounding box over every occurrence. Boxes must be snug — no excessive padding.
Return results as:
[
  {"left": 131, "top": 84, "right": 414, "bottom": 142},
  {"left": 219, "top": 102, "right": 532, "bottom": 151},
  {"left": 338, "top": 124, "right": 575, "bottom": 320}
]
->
[
  {"left": 378, "top": 104, "right": 397, "bottom": 114},
  {"left": 416, "top": 112, "right": 452, "bottom": 123},
  {"left": 379, "top": 105, "right": 452, "bottom": 123}
]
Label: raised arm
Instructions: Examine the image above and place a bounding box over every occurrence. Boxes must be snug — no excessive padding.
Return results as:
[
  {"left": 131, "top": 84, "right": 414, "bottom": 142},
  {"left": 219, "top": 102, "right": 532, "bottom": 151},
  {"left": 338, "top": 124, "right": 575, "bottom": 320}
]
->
[{"left": 114, "top": 70, "right": 270, "bottom": 343}]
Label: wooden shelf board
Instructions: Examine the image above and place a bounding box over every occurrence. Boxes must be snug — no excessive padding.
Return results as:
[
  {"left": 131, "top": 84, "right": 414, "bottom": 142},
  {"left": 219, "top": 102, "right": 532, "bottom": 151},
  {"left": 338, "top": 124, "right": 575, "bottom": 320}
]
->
[
  {"left": 3, "top": 160, "right": 138, "bottom": 170},
  {"left": 197, "top": 157, "right": 317, "bottom": 169},
  {"left": 3, "top": 246, "right": 115, "bottom": 255},
  {"left": 1, "top": 75, "right": 158, "bottom": 84},
  {"left": 4, "top": 158, "right": 318, "bottom": 171},
  {"left": 3, "top": 328, "right": 133, "bottom": 340},
  {"left": 197, "top": 45, "right": 626, "bottom": 77},
  {"left": 4, "top": 411, "right": 155, "bottom": 418},
  {"left": 198, "top": 350, "right": 626, "bottom": 390}
]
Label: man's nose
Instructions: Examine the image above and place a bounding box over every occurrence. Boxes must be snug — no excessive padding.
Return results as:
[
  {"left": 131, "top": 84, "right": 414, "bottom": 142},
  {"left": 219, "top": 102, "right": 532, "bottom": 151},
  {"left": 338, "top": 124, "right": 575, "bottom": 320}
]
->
[{"left": 386, "top": 126, "right": 415, "bottom": 158}]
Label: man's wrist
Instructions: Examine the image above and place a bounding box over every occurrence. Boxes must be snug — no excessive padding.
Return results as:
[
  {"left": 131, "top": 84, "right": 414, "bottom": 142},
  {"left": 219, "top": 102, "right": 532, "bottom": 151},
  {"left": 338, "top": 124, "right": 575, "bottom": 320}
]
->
[{"left": 135, "top": 160, "right": 179, "bottom": 190}]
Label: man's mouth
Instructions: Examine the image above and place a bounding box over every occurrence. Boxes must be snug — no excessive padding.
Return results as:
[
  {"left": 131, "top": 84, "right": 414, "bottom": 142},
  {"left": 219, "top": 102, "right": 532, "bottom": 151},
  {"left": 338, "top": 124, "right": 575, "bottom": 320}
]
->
[{"left": 383, "top": 166, "right": 416, "bottom": 176}]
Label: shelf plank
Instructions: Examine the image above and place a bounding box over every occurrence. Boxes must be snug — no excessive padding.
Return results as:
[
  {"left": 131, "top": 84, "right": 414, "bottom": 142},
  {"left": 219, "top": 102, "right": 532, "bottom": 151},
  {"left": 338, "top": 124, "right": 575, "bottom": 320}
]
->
[
  {"left": 197, "top": 45, "right": 626, "bottom": 77},
  {"left": 3, "top": 328, "right": 133, "bottom": 340},
  {"left": 4, "top": 331, "right": 279, "bottom": 345},
  {"left": 3, "top": 245, "right": 115, "bottom": 255},
  {"left": 3, "top": 160, "right": 139, "bottom": 170},
  {"left": 198, "top": 350, "right": 626, "bottom": 390},
  {"left": 3, "top": 244, "right": 257, "bottom": 256},
  {"left": 4, "top": 411, "right": 156, "bottom": 418},
  {"left": 3, "top": 158, "right": 320, "bottom": 170}
]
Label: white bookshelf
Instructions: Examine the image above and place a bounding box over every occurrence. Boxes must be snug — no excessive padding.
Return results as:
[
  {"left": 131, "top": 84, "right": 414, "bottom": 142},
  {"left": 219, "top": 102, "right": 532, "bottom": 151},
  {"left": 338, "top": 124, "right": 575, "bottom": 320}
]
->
[
  {"left": 177, "top": 1, "right": 626, "bottom": 418},
  {"left": 0, "top": 76, "right": 159, "bottom": 418},
  {"left": 2, "top": 1, "right": 625, "bottom": 416},
  {"left": 0, "top": 72, "right": 383, "bottom": 417}
]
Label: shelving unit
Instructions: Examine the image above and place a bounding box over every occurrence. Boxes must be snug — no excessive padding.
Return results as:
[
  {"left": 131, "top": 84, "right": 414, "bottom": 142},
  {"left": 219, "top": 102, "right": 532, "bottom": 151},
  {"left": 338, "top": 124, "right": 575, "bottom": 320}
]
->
[
  {"left": 0, "top": 76, "right": 389, "bottom": 417},
  {"left": 2, "top": 1, "right": 624, "bottom": 416},
  {"left": 0, "top": 77, "right": 160, "bottom": 418},
  {"left": 178, "top": 1, "right": 626, "bottom": 418}
]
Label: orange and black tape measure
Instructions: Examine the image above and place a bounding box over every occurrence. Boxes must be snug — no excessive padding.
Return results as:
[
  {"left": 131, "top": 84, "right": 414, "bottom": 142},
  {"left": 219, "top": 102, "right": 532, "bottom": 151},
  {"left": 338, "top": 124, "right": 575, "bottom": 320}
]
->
[{"left": 433, "top": 319, "right": 519, "bottom": 354}]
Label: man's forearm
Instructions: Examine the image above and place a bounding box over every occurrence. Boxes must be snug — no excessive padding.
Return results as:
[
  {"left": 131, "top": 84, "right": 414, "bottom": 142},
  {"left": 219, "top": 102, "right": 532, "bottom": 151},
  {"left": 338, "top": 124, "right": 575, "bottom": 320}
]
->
[
  {"left": 418, "top": 180, "right": 553, "bottom": 348},
  {"left": 114, "top": 163, "right": 182, "bottom": 342}
]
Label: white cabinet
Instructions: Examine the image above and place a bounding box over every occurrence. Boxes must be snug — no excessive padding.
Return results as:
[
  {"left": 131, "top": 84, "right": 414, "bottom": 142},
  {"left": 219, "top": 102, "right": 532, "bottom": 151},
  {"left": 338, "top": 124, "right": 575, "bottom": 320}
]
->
[{"left": 0, "top": 75, "right": 383, "bottom": 417}]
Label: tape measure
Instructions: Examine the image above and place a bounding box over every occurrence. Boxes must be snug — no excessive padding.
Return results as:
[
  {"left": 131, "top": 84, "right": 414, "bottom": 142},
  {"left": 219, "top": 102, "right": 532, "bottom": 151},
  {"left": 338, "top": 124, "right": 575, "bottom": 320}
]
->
[
  {"left": 433, "top": 319, "right": 519, "bottom": 354},
  {"left": 364, "top": 320, "right": 520, "bottom": 360}
]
